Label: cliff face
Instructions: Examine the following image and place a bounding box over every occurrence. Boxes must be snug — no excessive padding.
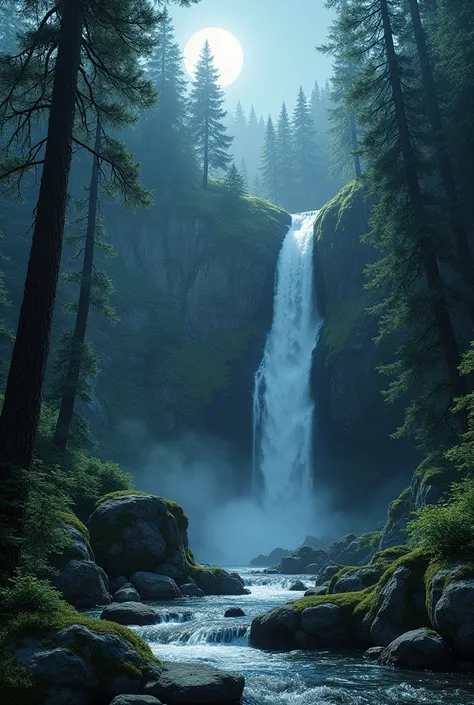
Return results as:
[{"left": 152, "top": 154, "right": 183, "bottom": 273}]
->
[
  {"left": 87, "top": 190, "right": 290, "bottom": 466},
  {"left": 313, "top": 180, "right": 416, "bottom": 509}
]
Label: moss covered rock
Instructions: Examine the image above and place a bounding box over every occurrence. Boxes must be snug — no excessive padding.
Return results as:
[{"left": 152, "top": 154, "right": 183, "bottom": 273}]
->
[
  {"left": 54, "top": 559, "right": 112, "bottom": 608},
  {"left": 88, "top": 492, "right": 188, "bottom": 580}
]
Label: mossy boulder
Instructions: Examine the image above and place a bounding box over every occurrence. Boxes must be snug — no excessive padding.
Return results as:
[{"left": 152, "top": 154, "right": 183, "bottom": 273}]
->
[
  {"left": 378, "top": 488, "right": 412, "bottom": 551},
  {"left": 279, "top": 546, "right": 329, "bottom": 574},
  {"left": 54, "top": 559, "right": 112, "bottom": 608},
  {"left": 88, "top": 492, "right": 189, "bottom": 580}
]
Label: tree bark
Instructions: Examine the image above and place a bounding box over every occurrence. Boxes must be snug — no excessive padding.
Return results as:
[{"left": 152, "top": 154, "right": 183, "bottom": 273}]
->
[
  {"left": 0, "top": 0, "right": 84, "bottom": 582},
  {"left": 380, "top": 0, "right": 468, "bottom": 431},
  {"left": 350, "top": 111, "right": 362, "bottom": 178},
  {"left": 54, "top": 117, "right": 101, "bottom": 452},
  {"left": 203, "top": 112, "right": 209, "bottom": 188}
]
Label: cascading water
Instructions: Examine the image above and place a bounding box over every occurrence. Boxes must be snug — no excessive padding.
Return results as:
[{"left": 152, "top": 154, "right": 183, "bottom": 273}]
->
[{"left": 253, "top": 211, "right": 322, "bottom": 505}]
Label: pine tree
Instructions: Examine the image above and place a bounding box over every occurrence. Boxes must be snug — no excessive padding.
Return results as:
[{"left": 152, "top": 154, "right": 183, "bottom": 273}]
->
[
  {"left": 276, "top": 102, "right": 295, "bottom": 211},
  {"left": 260, "top": 116, "right": 280, "bottom": 205},
  {"left": 0, "top": 0, "right": 200, "bottom": 581},
  {"left": 292, "top": 87, "right": 318, "bottom": 210},
  {"left": 224, "top": 162, "right": 245, "bottom": 197},
  {"left": 326, "top": 0, "right": 469, "bottom": 447},
  {"left": 239, "top": 158, "right": 249, "bottom": 190},
  {"left": 231, "top": 101, "right": 247, "bottom": 166},
  {"left": 252, "top": 173, "right": 263, "bottom": 198},
  {"left": 188, "top": 40, "right": 233, "bottom": 187},
  {"left": 141, "top": 8, "right": 195, "bottom": 193}
]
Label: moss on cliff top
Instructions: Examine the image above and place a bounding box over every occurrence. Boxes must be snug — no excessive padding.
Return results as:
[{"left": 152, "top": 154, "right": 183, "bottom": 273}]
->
[
  {"left": 94, "top": 490, "right": 189, "bottom": 531},
  {"left": 316, "top": 178, "right": 367, "bottom": 241}
]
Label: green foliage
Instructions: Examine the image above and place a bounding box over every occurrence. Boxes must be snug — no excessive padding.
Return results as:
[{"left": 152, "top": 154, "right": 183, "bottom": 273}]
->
[
  {"left": 70, "top": 458, "right": 133, "bottom": 522},
  {"left": 292, "top": 86, "right": 320, "bottom": 212},
  {"left": 408, "top": 479, "right": 474, "bottom": 559},
  {"left": 446, "top": 342, "right": 474, "bottom": 475},
  {"left": 322, "top": 289, "right": 373, "bottom": 359},
  {"left": 260, "top": 116, "right": 280, "bottom": 205},
  {"left": 224, "top": 163, "right": 245, "bottom": 197},
  {"left": 371, "top": 546, "right": 410, "bottom": 565}
]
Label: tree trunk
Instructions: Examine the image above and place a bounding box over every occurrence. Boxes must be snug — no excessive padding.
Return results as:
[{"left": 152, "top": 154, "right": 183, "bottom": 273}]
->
[
  {"left": 0, "top": 0, "right": 84, "bottom": 582},
  {"left": 203, "top": 112, "right": 209, "bottom": 188},
  {"left": 407, "top": 0, "right": 474, "bottom": 316},
  {"left": 54, "top": 117, "right": 101, "bottom": 452},
  {"left": 380, "top": 0, "right": 468, "bottom": 430},
  {"left": 350, "top": 112, "right": 362, "bottom": 178}
]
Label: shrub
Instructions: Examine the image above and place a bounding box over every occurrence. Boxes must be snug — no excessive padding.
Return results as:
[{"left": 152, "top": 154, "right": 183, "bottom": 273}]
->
[{"left": 407, "top": 479, "right": 474, "bottom": 559}]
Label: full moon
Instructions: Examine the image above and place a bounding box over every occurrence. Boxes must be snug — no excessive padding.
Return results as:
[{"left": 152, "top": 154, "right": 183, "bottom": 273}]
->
[{"left": 184, "top": 28, "right": 244, "bottom": 87}]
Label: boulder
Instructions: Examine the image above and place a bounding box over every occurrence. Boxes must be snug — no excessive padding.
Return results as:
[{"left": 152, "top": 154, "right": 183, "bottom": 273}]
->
[
  {"left": 434, "top": 579, "right": 474, "bottom": 660},
  {"left": 289, "top": 580, "right": 307, "bottom": 591},
  {"left": 304, "top": 585, "right": 329, "bottom": 597},
  {"left": 110, "top": 697, "right": 163, "bottom": 705},
  {"left": 10, "top": 624, "right": 161, "bottom": 704},
  {"left": 113, "top": 585, "right": 141, "bottom": 603},
  {"left": 130, "top": 572, "right": 182, "bottom": 600},
  {"left": 300, "top": 535, "right": 324, "bottom": 548},
  {"left": 300, "top": 603, "right": 347, "bottom": 643},
  {"left": 250, "top": 547, "right": 288, "bottom": 566},
  {"left": 250, "top": 606, "right": 297, "bottom": 649},
  {"left": 88, "top": 493, "right": 187, "bottom": 579},
  {"left": 65, "top": 523, "right": 93, "bottom": 562},
  {"left": 330, "top": 567, "right": 382, "bottom": 594},
  {"left": 364, "top": 646, "right": 384, "bottom": 661},
  {"left": 180, "top": 583, "right": 205, "bottom": 598},
  {"left": 279, "top": 547, "right": 329, "bottom": 574},
  {"left": 334, "top": 539, "right": 372, "bottom": 567},
  {"left": 378, "top": 490, "right": 411, "bottom": 552},
  {"left": 219, "top": 574, "right": 247, "bottom": 595},
  {"left": 370, "top": 565, "right": 428, "bottom": 646},
  {"left": 379, "top": 628, "right": 454, "bottom": 670},
  {"left": 54, "top": 559, "right": 112, "bottom": 608},
  {"left": 100, "top": 602, "right": 160, "bottom": 626},
  {"left": 145, "top": 662, "right": 244, "bottom": 704},
  {"left": 195, "top": 570, "right": 246, "bottom": 596},
  {"left": 316, "top": 564, "right": 341, "bottom": 586},
  {"left": 225, "top": 608, "right": 245, "bottom": 617},
  {"left": 328, "top": 534, "right": 357, "bottom": 560}
]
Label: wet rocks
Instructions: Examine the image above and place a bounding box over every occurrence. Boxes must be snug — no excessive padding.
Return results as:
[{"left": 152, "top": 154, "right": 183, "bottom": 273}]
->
[
  {"left": 363, "top": 646, "right": 384, "bottom": 661},
  {"left": 279, "top": 547, "right": 329, "bottom": 575},
  {"left": 145, "top": 662, "right": 245, "bottom": 704},
  {"left": 330, "top": 567, "right": 382, "bottom": 594},
  {"left": 379, "top": 628, "right": 454, "bottom": 670},
  {"left": 250, "top": 547, "right": 288, "bottom": 566},
  {"left": 113, "top": 584, "right": 141, "bottom": 603},
  {"left": 300, "top": 603, "right": 347, "bottom": 643},
  {"left": 110, "top": 697, "right": 163, "bottom": 705},
  {"left": 100, "top": 602, "right": 160, "bottom": 626},
  {"left": 289, "top": 580, "right": 307, "bottom": 591},
  {"left": 433, "top": 579, "right": 474, "bottom": 660},
  {"left": 250, "top": 605, "right": 297, "bottom": 649},
  {"left": 225, "top": 608, "right": 246, "bottom": 617},
  {"left": 180, "top": 583, "right": 205, "bottom": 597},
  {"left": 130, "top": 572, "right": 182, "bottom": 600}
]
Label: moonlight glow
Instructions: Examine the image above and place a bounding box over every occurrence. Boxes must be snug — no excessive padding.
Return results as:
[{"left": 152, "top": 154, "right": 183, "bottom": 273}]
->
[{"left": 184, "top": 28, "right": 244, "bottom": 87}]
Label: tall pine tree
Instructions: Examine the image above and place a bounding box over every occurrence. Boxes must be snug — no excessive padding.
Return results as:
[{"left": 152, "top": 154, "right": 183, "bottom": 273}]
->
[
  {"left": 260, "top": 116, "right": 280, "bottom": 205},
  {"left": 276, "top": 102, "right": 295, "bottom": 211},
  {"left": 188, "top": 40, "right": 233, "bottom": 187},
  {"left": 292, "top": 87, "right": 318, "bottom": 210}
]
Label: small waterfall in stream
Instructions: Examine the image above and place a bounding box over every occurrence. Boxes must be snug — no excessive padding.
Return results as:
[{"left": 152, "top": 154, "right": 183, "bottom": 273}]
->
[{"left": 253, "top": 211, "right": 322, "bottom": 505}]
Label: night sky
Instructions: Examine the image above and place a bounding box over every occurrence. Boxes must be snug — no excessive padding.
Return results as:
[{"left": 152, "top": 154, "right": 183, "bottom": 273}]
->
[{"left": 171, "top": 0, "right": 335, "bottom": 117}]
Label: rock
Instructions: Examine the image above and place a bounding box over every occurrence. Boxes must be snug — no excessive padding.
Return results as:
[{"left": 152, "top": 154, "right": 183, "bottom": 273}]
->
[
  {"left": 316, "top": 564, "right": 341, "bottom": 586},
  {"left": 250, "top": 547, "right": 288, "bottom": 566},
  {"left": 88, "top": 493, "right": 187, "bottom": 579},
  {"left": 304, "top": 585, "right": 329, "bottom": 597},
  {"left": 378, "top": 490, "right": 411, "bottom": 551},
  {"left": 426, "top": 567, "right": 459, "bottom": 626},
  {"left": 334, "top": 539, "right": 373, "bottom": 567},
  {"left": 279, "top": 546, "right": 329, "bottom": 574},
  {"left": 145, "top": 662, "right": 245, "bottom": 704},
  {"left": 110, "top": 576, "right": 129, "bottom": 594},
  {"left": 434, "top": 579, "right": 474, "bottom": 660},
  {"left": 225, "top": 608, "right": 246, "bottom": 617},
  {"left": 328, "top": 534, "right": 357, "bottom": 560},
  {"left": 100, "top": 602, "right": 160, "bottom": 626},
  {"left": 114, "top": 586, "right": 141, "bottom": 603},
  {"left": 181, "top": 583, "right": 205, "bottom": 598},
  {"left": 130, "top": 572, "right": 182, "bottom": 600},
  {"left": 10, "top": 624, "right": 161, "bottom": 703},
  {"left": 219, "top": 574, "right": 247, "bottom": 595},
  {"left": 300, "top": 603, "right": 347, "bottom": 643},
  {"left": 364, "top": 646, "right": 384, "bottom": 661},
  {"left": 289, "top": 580, "right": 307, "bottom": 591},
  {"left": 300, "top": 535, "right": 324, "bottom": 548},
  {"left": 110, "top": 697, "right": 163, "bottom": 705},
  {"left": 65, "top": 523, "right": 93, "bottom": 562},
  {"left": 263, "top": 567, "right": 279, "bottom": 574},
  {"left": 379, "top": 628, "right": 454, "bottom": 670},
  {"left": 330, "top": 567, "right": 382, "bottom": 594},
  {"left": 250, "top": 606, "right": 297, "bottom": 649},
  {"left": 54, "top": 559, "right": 112, "bottom": 608},
  {"left": 370, "top": 565, "right": 428, "bottom": 646}
]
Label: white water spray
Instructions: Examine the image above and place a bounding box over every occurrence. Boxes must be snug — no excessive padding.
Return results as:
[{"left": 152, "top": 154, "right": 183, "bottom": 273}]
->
[{"left": 253, "top": 211, "right": 322, "bottom": 506}]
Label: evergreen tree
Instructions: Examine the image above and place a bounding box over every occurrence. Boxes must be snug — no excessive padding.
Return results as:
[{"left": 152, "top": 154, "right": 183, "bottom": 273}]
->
[
  {"left": 140, "top": 8, "right": 196, "bottom": 194},
  {"left": 252, "top": 172, "right": 263, "bottom": 198},
  {"left": 260, "top": 116, "right": 280, "bottom": 205},
  {"left": 0, "top": 0, "right": 196, "bottom": 582},
  {"left": 325, "top": 0, "right": 468, "bottom": 447},
  {"left": 224, "top": 162, "right": 245, "bottom": 197},
  {"left": 188, "top": 40, "right": 233, "bottom": 187},
  {"left": 231, "top": 101, "right": 247, "bottom": 166},
  {"left": 276, "top": 102, "right": 295, "bottom": 211},
  {"left": 292, "top": 87, "right": 318, "bottom": 210},
  {"left": 239, "top": 158, "right": 249, "bottom": 190}
]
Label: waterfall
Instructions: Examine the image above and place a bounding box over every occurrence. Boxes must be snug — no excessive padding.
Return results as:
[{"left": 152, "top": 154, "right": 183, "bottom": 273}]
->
[{"left": 253, "top": 211, "right": 322, "bottom": 505}]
